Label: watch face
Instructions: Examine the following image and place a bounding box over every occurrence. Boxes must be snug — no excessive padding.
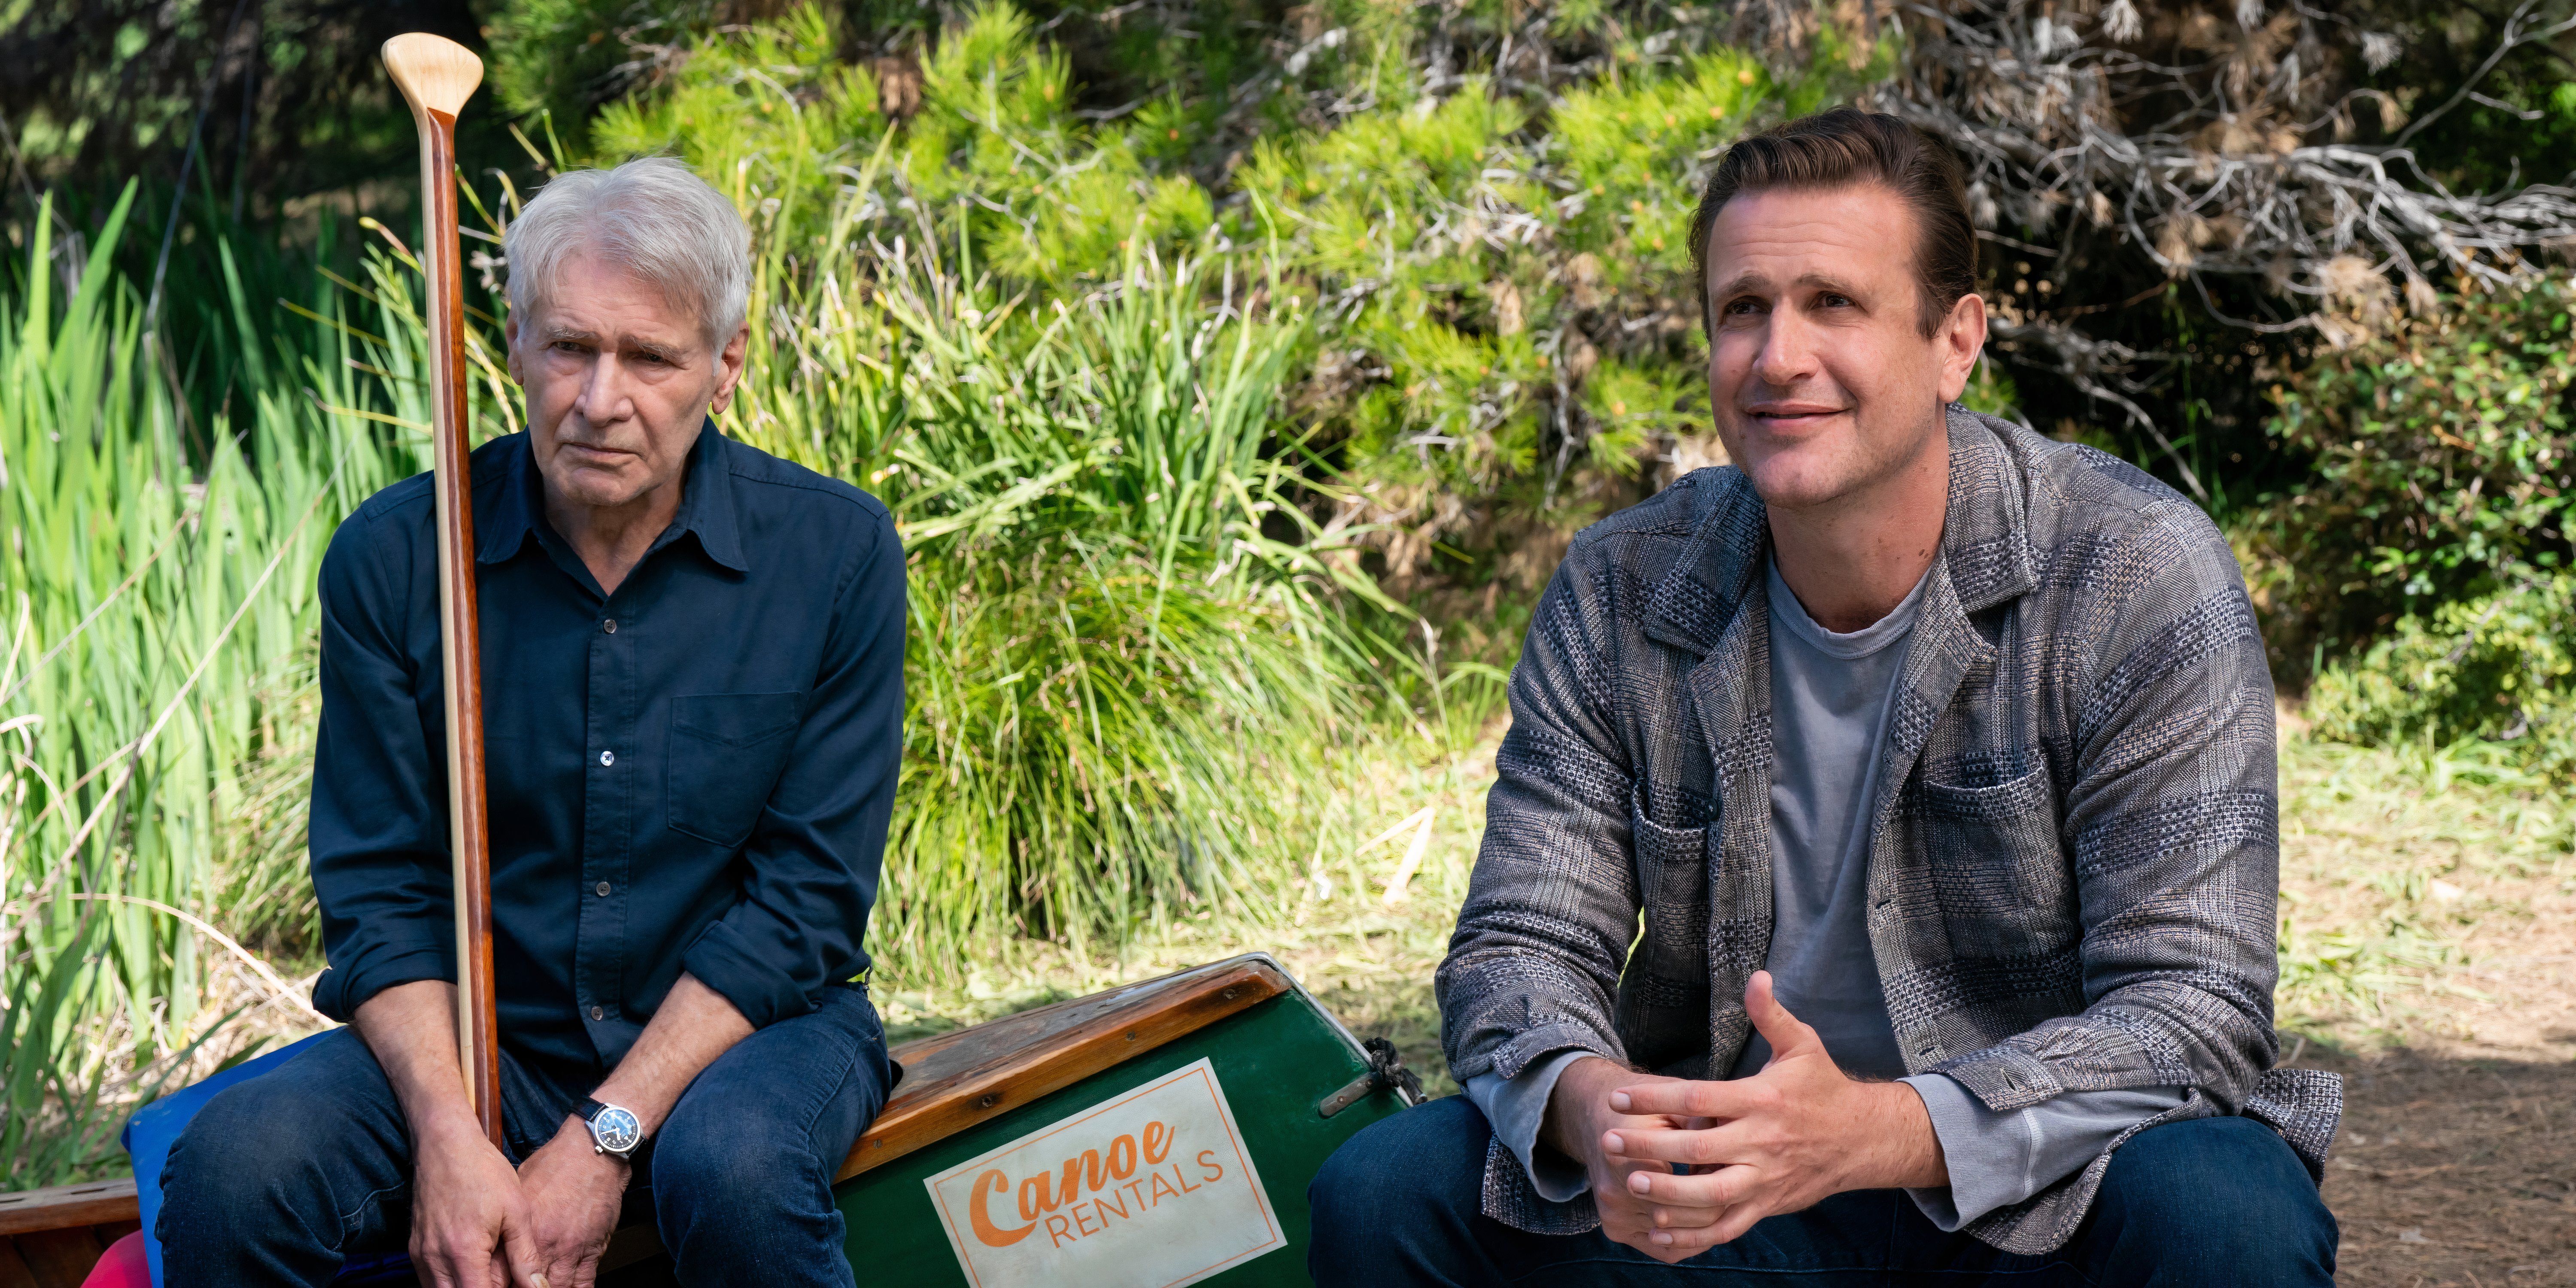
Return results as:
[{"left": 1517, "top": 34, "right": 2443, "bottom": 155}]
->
[{"left": 590, "top": 1105, "right": 642, "bottom": 1155}]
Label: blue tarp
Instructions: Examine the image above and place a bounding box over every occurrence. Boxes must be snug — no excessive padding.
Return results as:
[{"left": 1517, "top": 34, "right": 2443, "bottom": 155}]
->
[{"left": 119, "top": 1031, "right": 412, "bottom": 1286}]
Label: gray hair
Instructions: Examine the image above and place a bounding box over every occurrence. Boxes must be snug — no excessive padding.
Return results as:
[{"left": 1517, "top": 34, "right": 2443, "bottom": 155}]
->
[{"left": 504, "top": 156, "right": 750, "bottom": 350}]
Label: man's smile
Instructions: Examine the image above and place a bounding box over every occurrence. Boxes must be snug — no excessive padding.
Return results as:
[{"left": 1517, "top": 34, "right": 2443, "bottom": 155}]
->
[{"left": 1743, "top": 400, "right": 1851, "bottom": 430}]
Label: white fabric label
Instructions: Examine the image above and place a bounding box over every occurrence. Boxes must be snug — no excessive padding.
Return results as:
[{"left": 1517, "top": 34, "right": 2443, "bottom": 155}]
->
[{"left": 923, "top": 1057, "right": 1284, "bottom": 1288}]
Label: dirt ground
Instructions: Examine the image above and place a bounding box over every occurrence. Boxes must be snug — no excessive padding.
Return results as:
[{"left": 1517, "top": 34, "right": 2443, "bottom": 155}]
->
[
  {"left": 2309, "top": 1045, "right": 2576, "bottom": 1285},
  {"left": 2275, "top": 729, "right": 2576, "bottom": 1285}
]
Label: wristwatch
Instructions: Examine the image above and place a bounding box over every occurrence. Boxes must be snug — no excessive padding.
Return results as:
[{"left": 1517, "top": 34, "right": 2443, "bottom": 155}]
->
[{"left": 577, "top": 1099, "right": 645, "bottom": 1159}]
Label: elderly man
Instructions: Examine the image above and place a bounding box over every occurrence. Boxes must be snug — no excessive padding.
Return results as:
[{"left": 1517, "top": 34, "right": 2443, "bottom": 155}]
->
[
  {"left": 1309, "top": 109, "right": 2341, "bottom": 1285},
  {"left": 157, "top": 157, "right": 903, "bottom": 1287}
]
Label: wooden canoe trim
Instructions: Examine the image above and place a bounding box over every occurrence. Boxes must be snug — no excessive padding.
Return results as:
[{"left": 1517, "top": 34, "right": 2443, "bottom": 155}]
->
[
  {"left": 837, "top": 955, "right": 1290, "bottom": 1182},
  {"left": 0, "top": 1180, "right": 136, "bottom": 1238}
]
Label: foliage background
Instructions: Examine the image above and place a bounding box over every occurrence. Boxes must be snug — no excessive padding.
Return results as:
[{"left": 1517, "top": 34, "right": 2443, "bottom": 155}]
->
[{"left": 9, "top": 0, "right": 2576, "bottom": 1190}]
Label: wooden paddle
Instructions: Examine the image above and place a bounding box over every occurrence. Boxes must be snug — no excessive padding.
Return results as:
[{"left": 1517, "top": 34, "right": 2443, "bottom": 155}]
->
[{"left": 380, "top": 33, "right": 503, "bottom": 1150}]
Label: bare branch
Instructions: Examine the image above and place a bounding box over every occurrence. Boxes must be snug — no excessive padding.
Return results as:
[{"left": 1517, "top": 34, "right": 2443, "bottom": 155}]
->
[{"left": 1873, "top": 0, "right": 2576, "bottom": 471}]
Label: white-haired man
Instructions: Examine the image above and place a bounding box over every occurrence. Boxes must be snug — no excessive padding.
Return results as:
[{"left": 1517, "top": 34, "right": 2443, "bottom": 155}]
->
[{"left": 157, "top": 157, "right": 905, "bottom": 1288}]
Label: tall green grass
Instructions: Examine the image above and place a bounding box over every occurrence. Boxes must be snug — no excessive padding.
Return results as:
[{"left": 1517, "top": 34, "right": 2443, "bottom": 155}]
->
[
  {"left": 475, "top": 121, "right": 1400, "bottom": 972},
  {"left": 0, "top": 188, "right": 424, "bottom": 1185},
  {"left": 715, "top": 161, "right": 1394, "bottom": 968},
  {"left": 878, "top": 259, "right": 1385, "bottom": 969}
]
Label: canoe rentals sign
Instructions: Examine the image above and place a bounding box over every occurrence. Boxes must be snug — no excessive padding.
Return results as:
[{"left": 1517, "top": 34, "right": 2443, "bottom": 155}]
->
[{"left": 925, "top": 1058, "right": 1283, "bottom": 1288}]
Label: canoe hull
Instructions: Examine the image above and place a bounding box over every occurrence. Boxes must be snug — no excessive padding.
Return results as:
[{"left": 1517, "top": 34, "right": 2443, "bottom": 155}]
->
[{"left": 833, "top": 974, "right": 1410, "bottom": 1286}]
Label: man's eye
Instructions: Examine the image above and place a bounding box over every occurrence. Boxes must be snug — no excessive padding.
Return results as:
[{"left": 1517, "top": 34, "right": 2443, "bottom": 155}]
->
[
  {"left": 1819, "top": 293, "right": 1854, "bottom": 308},
  {"left": 1723, "top": 298, "right": 1762, "bottom": 316}
]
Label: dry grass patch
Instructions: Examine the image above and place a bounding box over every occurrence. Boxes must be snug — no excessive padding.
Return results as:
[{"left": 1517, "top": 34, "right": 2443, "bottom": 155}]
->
[
  {"left": 2275, "top": 713, "right": 2576, "bottom": 1286},
  {"left": 873, "top": 732, "right": 1495, "bottom": 1096}
]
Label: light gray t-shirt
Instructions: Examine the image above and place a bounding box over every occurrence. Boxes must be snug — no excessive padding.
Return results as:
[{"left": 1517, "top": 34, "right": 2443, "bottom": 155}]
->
[
  {"left": 1728, "top": 553, "right": 1925, "bottom": 1078},
  {"left": 1464, "top": 556, "right": 2186, "bottom": 1228}
]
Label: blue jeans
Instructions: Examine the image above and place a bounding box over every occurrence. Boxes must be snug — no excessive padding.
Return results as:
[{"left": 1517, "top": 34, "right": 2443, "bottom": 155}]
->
[
  {"left": 157, "top": 985, "right": 889, "bottom": 1287},
  {"left": 1309, "top": 1096, "right": 2336, "bottom": 1287}
]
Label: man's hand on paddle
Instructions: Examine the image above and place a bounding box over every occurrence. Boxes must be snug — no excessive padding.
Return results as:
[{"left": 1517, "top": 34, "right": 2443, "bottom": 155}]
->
[
  {"left": 406, "top": 1111, "right": 541, "bottom": 1288},
  {"left": 353, "top": 981, "right": 544, "bottom": 1287},
  {"left": 1600, "top": 971, "right": 1947, "bottom": 1258},
  {"left": 516, "top": 1119, "right": 630, "bottom": 1288}
]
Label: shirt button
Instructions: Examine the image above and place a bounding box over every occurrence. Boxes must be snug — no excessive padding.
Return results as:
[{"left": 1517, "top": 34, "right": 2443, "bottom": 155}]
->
[
  {"left": 595, "top": 881, "right": 612, "bottom": 897},
  {"left": 603, "top": 618, "right": 617, "bottom": 634},
  {"left": 599, "top": 750, "right": 614, "bottom": 767},
  {"left": 590, "top": 1005, "right": 606, "bottom": 1021}
]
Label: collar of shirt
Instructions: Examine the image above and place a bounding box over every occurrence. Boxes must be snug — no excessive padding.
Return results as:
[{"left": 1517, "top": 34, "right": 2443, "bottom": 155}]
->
[
  {"left": 1765, "top": 553, "right": 1932, "bottom": 662},
  {"left": 475, "top": 418, "right": 750, "bottom": 583}
]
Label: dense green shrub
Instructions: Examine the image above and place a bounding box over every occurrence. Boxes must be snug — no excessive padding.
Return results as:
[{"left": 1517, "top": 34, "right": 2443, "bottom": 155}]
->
[
  {"left": 592, "top": 7, "right": 1215, "bottom": 284},
  {"left": 1233, "top": 43, "right": 1862, "bottom": 532},
  {"left": 2257, "top": 276, "right": 2576, "bottom": 780},
  {"left": 726, "top": 220, "right": 1392, "bottom": 969},
  {"left": 2306, "top": 575, "right": 2576, "bottom": 783},
  {"left": 2246, "top": 279, "right": 2576, "bottom": 676},
  {"left": 487, "top": 0, "right": 729, "bottom": 127}
]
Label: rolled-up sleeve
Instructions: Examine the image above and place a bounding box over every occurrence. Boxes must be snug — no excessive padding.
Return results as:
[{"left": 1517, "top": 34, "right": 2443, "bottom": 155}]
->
[
  {"left": 309, "top": 504, "right": 456, "bottom": 1023},
  {"left": 681, "top": 501, "right": 904, "bottom": 1030}
]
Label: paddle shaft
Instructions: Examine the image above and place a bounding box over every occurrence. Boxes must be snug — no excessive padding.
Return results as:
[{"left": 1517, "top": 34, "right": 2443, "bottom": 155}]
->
[{"left": 383, "top": 34, "right": 502, "bottom": 1149}]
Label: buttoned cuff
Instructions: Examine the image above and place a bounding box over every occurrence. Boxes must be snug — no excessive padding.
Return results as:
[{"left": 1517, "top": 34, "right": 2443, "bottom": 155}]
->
[
  {"left": 681, "top": 921, "right": 816, "bottom": 1030},
  {"left": 1463, "top": 1048, "right": 1599, "bottom": 1203},
  {"left": 311, "top": 942, "right": 454, "bottom": 1024}
]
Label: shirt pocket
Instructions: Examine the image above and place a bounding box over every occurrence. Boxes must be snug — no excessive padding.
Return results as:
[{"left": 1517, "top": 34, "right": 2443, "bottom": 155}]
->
[
  {"left": 1621, "top": 783, "right": 1712, "bottom": 1057},
  {"left": 1916, "top": 764, "right": 2070, "bottom": 920},
  {"left": 1630, "top": 787, "right": 1710, "bottom": 885},
  {"left": 666, "top": 692, "right": 804, "bottom": 848}
]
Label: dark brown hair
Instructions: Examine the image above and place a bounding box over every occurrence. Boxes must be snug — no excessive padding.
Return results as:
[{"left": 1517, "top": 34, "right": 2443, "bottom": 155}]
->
[{"left": 1688, "top": 107, "right": 1977, "bottom": 339}]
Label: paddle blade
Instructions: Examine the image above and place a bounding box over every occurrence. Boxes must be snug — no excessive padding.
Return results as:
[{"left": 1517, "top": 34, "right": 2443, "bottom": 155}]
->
[{"left": 381, "top": 33, "right": 483, "bottom": 119}]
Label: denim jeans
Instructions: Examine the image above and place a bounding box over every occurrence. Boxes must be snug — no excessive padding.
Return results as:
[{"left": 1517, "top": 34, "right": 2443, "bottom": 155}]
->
[
  {"left": 157, "top": 985, "right": 889, "bottom": 1287},
  {"left": 1308, "top": 1096, "right": 2336, "bottom": 1287}
]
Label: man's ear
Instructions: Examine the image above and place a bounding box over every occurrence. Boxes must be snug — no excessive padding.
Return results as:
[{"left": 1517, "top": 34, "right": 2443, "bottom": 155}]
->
[
  {"left": 707, "top": 326, "right": 750, "bottom": 416},
  {"left": 1934, "top": 289, "right": 1989, "bottom": 405},
  {"left": 503, "top": 316, "right": 524, "bottom": 386}
]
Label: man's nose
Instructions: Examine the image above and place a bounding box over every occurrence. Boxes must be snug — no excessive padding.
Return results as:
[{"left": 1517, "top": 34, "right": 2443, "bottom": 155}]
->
[
  {"left": 1751, "top": 309, "right": 1820, "bottom": 389},
  {"left": 575, "top": 353, "right": 636, "bottom": 424}
]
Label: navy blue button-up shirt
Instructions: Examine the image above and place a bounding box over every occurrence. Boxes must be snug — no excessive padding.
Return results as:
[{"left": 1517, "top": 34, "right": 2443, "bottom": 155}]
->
[{"left": 307, "top": 424, "right": 903, "bottom": 1075}]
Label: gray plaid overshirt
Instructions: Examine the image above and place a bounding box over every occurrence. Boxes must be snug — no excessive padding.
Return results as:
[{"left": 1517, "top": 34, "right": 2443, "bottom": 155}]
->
[{"left": 1437, "top": 408, "right": 2340, "bottom": 1254}]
